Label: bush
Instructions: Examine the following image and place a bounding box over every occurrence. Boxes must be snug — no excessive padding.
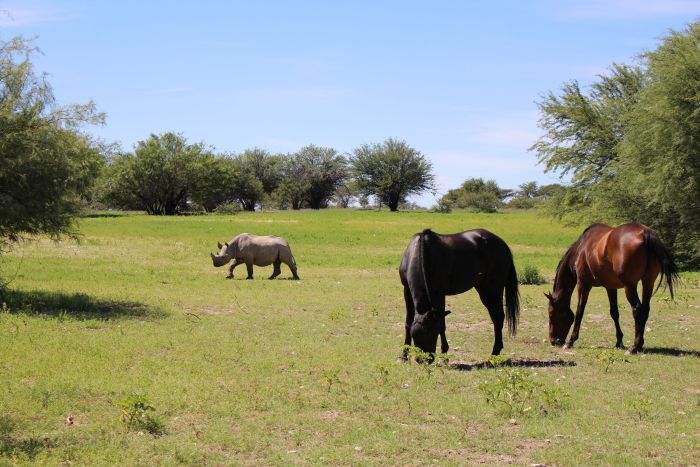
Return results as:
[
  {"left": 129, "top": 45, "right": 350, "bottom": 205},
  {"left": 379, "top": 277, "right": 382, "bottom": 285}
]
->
[
  {"left": 519, "top": 264, "right": 547, "bottom": 285},
  {"left": 214, "top": 202, "right": 242, "bottom": 214}
]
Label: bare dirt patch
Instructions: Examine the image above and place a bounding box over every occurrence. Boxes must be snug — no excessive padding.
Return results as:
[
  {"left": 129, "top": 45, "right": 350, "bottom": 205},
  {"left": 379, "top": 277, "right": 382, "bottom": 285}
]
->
[{"left": 320, "top": 410, "right": 342, "bottom": 420}]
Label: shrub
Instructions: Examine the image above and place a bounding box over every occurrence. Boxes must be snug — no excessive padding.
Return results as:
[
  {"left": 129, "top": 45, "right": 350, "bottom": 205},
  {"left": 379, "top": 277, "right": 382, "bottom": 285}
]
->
[
  {"left": 519, "top": 264, "right": 547, "bottom": 285},
  {"left": 214, "top": 202, "right": 242, "bottom": 214}
]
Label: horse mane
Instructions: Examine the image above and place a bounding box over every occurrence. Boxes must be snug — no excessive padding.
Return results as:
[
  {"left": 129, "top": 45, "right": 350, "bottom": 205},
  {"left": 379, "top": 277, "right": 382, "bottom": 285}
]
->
[
  {"left": 419, "top": 229, "right": 434, "bottom": 310},
  {"left": 553, "top": 244, "right": 575, "bottom": 287},
  {"left": 553, "top": 224, "right": 601, "bottom": 292}
]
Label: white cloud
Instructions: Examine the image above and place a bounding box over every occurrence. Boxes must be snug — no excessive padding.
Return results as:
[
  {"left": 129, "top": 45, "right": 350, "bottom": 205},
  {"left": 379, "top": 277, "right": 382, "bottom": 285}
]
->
[
  {"left": 0, "top": 5, "right": 73, "bottom": 27},
  {"left": 453, "top": 111, "right": 542, "bottom": 150}
]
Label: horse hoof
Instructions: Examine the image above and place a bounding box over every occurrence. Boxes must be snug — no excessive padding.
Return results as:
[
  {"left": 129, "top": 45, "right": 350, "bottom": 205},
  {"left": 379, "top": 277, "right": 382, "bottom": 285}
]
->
[
  {"left": 225, "top": 275, "right": 233, "bottom": 280},
  {"left": 563, "top": 343, "right": 573, "bottom": 350},
  {"left": 625, "top": 348, "right": 638, "bottom": 355}
]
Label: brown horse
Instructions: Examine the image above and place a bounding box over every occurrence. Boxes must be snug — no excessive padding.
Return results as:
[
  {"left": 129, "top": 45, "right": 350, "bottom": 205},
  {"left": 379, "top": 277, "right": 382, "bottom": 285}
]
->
[{"left": 546, "top": 223, "right": 678, "bottom": 354}]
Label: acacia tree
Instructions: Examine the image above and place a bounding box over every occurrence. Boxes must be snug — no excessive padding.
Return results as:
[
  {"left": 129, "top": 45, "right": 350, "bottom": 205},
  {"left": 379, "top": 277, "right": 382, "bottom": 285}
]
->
[
  {"left": 0, "top": 37, "right": 105, "bottom": 253},
  {"left": 275, "top": 146, "right": 347, "bottom": 209},
  {"left": 99, "top": 133, "right": 205, "bottom": 215},
  {"left": 296, "top": 145, "right": 347, "bottom": 209},
  {"left": 530, "top": 21, "right": 700, "bottom": 267},
  {"left": 351, "top": 138, "right": 435, "bottom": 211}
]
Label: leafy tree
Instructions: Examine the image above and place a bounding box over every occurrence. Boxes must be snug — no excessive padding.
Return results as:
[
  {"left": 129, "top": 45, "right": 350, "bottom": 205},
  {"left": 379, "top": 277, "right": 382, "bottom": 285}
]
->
[
  {"left": 296, "top": 145, "right": 347, "bottom": 209},
  {"left": 351, "top": 138, "right": 436, "bottom": 211},
  {"left": 189, "top": 153, "right": 237, "bottom": 212},
  {"left": 275, "top": 154, "right": 309, "bottom": 210},
  {"left": 507, "top": 181, "right": 566, "bottom": 209},
  {"left": 333, "top": 181, "right": 360, "bottom": 208},
  {"left": 238, "top": 148, "right": 283, "bottom": 195},
  {"left": 275, "top": 146, "right": 347, "bottom": 209},
  {"left": 99, "top": 133, "right": 205, "bottom": 215},
  {"left": 0, "top": 36, "right": 105, "bottom": 252},
  {"left": 230, "top": 156, "right": 265, "bottom": 211},
  {"left": 618, "top": 23, "right": 700, "bottom": 267},
  {"left": 531, "top": 21, "right": 700, "bottom": 267},
  {"left": 439, "top": 178, "right": 509, "bottom": 212}
]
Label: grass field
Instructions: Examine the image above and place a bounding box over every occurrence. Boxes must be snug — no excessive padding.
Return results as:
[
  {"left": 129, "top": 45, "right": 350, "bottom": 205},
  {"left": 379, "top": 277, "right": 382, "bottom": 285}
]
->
[{"left": 0, "top": 209, "right": 698, "bottom": 465}]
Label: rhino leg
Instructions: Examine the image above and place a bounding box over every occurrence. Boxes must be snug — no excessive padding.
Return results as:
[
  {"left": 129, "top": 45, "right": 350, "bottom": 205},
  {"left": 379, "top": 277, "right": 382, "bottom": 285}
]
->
[
  {"left": 286, "top": 260, "right": 300, "bottom": 280},
  {"left": 269, "top": 259, "right": 282, "bottom": 280},
  {"left": 245, "top": 262, "right": 254, "bottom": 280},
  {"left": 226, "top": 259, "right": 240, "bottom": 279},
  {"left": 280, "top": 249, "right": 300, "bottom": 280}
]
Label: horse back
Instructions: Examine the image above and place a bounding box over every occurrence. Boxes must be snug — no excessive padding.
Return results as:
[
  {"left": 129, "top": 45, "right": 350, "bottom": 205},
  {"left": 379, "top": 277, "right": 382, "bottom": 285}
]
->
[{"left": 578, "top": 223, "right": 658, "bottom": 287}]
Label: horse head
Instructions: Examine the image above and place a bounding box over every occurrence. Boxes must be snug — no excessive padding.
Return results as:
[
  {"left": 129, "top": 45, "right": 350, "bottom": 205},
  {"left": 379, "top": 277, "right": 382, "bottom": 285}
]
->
[
  {"left": 410, "top": 309, "right": 451, "bottom": 356},
  {"left": 545, "top": 292, "right": 574, "bottom": 346}
]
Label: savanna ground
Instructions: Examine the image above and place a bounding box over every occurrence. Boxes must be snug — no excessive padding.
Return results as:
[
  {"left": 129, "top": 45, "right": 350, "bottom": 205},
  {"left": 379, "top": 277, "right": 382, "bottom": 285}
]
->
[{"left": 0, "top": 209, "right": 698, "bottom": 465}]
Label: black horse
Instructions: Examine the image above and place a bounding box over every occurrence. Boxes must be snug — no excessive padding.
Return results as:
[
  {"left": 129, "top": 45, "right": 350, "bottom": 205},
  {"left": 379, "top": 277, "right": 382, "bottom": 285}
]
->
[{"left": 399, "top": 228, "right": 520, "bottom": 360}]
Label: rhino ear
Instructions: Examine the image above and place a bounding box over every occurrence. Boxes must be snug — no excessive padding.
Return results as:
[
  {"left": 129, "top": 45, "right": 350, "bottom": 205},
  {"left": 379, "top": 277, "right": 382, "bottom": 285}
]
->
[{"left": 217, "top": 241, "right": 223, "bottom": 250}]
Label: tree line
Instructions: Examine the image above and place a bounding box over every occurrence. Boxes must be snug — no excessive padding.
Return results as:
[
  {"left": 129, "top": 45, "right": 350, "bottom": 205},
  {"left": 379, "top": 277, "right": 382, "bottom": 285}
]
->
[
  {"left": 94, "top": 135, "right": 437, "bottom": 214},
  {"left": 3, "top": 19, "right": 700, "bottom": 268}
]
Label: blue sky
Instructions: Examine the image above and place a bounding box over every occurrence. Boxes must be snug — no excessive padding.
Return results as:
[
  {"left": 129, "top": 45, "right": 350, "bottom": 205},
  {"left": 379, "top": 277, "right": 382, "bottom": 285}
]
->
[{"left": 1, "top": 1, "right": 698, "bottom": 206}]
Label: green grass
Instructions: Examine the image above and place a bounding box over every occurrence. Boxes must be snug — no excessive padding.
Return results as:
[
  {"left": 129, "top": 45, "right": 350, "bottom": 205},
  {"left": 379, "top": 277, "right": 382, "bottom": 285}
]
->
[{"left": 0, "top": 209, "right": 698, "bottom": 465}]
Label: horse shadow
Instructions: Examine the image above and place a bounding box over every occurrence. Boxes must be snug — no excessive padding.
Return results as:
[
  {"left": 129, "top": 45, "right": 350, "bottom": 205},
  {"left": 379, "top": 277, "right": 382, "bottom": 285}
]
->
[
  {"left": 0, "top": 288, "right": 166, "bottom": 321},
  {"left": 642, "top": 346, "right": 700, "bottom": 358},
  {"left": 449, "top": 358, "right": 577, "bottom": 372}
]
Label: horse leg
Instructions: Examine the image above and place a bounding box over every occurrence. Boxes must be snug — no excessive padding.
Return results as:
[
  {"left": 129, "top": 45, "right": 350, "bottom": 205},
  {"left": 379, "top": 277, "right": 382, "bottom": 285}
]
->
[
  {"left": 477, "top": 286, "right": 504, "bottom": 356},
  {"left": 245, "top": 262, "right": 254, "bottom": 280},
  {"left": 433, "top": 295, "right": 449, "bottom": 355},
  {"left": 624, "top": 285, "right": 646, "bottom": 354},
  {"left": 607, "top": 288, "right": 624, "bottom": 348},
  {"left": 226, "top": 259, "right": 240, "bottom": 279},
  {"left": 268, "top": 259, "right": 282, "bottom": 280},
  {"left": 399, "top": 286, "right": 415, "bottom": 361},
  {"left": 564, "top": 282, "right": 591, "bottom": 349}
]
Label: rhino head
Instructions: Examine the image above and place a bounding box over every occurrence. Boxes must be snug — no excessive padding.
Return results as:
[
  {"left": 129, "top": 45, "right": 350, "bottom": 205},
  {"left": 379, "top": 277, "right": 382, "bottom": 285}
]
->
[{"left": 211, "top": 241, "right": 231, "bottom": 267}]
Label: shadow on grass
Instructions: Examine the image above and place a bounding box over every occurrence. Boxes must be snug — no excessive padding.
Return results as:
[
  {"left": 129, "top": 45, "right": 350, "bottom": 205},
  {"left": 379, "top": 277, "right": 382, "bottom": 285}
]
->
[
  {"left": 0, "top": 289, "right": 166, "bottom": 321},
  {"left": 449, "top": 358, "right": 576, "bottom": 372},
  {"left": 642, "top": 346, "right": 700, "bottom": 358}
]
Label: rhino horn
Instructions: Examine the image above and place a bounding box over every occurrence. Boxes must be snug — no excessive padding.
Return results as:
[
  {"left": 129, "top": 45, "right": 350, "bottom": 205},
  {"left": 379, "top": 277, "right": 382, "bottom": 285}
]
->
[{"left": 217, "top": 241, "right": 223, "bottom": 250}]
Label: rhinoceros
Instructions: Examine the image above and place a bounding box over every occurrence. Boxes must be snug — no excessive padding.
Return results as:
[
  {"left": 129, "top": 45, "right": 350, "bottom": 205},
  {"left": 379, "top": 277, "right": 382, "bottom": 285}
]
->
[{"left": 210, "top": 233, "right": 300, "bottom": 280}]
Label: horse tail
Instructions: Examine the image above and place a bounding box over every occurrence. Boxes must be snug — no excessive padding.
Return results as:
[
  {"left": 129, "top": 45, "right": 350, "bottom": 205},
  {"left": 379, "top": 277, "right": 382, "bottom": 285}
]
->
[
  {"left": 505, "top": 254, "right": 520, "bottom": 336},
  {"left": 419, "top": 229, "right": 433, "bottom": 309},
  {"left": 644, "top": 229, "right": 679, "bottom": 299}
]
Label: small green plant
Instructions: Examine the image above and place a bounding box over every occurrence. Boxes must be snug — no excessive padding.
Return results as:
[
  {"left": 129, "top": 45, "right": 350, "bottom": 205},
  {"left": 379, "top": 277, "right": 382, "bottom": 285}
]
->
[
  {"left": 321, "top": 368, "right": 342, "bottom": 393},
  {"left": 519, "top": 264, "right": 547, "bottom": 285},
  {"left": 375, "top": 363, "right": 390, "bottom": 385},
  {"left": 488, "top": 355, "right": 510, "bottom": 368},
  {"left": 328, "top": 309, "right": 345, "bottom": 321},
  {"left": 117, "top": 394, "right": 164, "bottom": 436},
  {"left": 591, "top": 348, "right": 629, "bottom": 373},
  {"left": 627, "top": 397, "right": 652, "bottom": 421},
  {"left": 479, "top": 368, "right": 569, "bottom": 417}
]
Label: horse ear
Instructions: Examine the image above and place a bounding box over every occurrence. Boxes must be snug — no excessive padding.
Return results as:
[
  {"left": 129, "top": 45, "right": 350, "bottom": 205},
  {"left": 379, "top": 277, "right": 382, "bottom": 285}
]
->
[
  {"left": 217, "top": 241, "right": 223, "bottom": 250},
  {"left": 443, "top": 310, "right": 451, "bottom": 317},
  {"left": 544, "top": 292, "right": 553, "bottom": 302},
  {"left": 225, "top": 242, "right": 229, "bottom": 248}
]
